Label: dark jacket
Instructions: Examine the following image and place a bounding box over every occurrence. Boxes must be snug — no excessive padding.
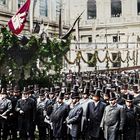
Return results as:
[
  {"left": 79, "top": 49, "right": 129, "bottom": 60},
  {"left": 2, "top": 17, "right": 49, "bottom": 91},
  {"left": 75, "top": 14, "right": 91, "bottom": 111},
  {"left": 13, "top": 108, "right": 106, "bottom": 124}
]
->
[
  {"left": 123, "top": 105, "right": 136, "bottom": 140},
  {"left": 67, "top": 102, "right": 83, "bottom": 138},
  {"left": 86, "top": 100, "right": 106, "bottom": 138},
  {"left": 15, "top": 97, "right": 36, "bottom": 131},
  {"left": 50, "top": 102, "right": 70, "bottom": 138}
]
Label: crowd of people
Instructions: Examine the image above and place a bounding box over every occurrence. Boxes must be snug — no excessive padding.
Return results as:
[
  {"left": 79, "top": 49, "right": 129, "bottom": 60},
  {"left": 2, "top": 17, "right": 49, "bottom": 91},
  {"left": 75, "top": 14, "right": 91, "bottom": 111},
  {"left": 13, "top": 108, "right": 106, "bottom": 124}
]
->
[{"left": 0, "top": 70, "right": 140, "bottom": 140}]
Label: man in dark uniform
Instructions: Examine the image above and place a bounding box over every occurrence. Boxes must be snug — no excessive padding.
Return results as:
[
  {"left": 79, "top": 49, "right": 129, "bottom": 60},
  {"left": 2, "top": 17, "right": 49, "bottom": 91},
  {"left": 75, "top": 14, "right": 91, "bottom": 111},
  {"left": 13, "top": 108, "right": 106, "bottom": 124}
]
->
[
  {"left": 0, "top": 88, "right": 12, "bottom": 140},
  {"left": 50, "top": 90, "right": 70, "bottom": 140},
  {"left": 15, "top": 87, "right": 36, "bottom": 140},
  {"left": 86, "top": 89, "right": 106, "bottom": 140},
  {"left": 66, "top": 85, "right": 83, "bottom": 140}
]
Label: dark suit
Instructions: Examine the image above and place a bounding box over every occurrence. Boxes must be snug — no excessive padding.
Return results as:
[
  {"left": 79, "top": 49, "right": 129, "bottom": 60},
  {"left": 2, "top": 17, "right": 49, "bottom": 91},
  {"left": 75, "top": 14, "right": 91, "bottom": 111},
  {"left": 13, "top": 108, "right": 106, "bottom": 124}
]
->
[
  {"left": 16, "top": 97, "right": 36, "bottom": 140},
  {"left": 123, "top": 105, "right": 136, "bottom": 140},
  {"left": 67, "top": 102, "right": 83, "bottom": 140},
  {"left": 86, "top": 101, "right": 106, "bottom": 140},
  {"left": 50, "top": 102, "right": 70, "bottom": 139}
]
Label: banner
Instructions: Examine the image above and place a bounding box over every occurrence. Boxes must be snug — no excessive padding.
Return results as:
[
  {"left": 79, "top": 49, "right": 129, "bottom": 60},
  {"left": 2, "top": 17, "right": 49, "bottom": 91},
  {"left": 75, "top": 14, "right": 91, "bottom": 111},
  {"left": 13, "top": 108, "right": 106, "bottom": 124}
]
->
[{"left": 8, "top": 0, "right": 31, "bottom": 34}]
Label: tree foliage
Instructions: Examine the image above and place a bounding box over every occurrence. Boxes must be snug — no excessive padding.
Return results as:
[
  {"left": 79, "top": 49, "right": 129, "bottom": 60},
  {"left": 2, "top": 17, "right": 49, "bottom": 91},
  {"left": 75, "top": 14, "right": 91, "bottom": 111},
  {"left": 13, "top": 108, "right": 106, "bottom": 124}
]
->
[{"left": 0, "top": 27, "right": 70, "bottom": 87}]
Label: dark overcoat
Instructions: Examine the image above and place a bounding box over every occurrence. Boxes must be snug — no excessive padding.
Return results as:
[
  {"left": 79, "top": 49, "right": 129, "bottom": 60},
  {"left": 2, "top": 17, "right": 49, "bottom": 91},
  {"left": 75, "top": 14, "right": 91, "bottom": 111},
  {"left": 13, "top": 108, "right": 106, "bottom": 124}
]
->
[
  {"left": 86, "top": 101, "right": 106, "bottom": 138},
  {"left": 123, "top": 105, "right": 136, "bottom": 140},
  {"left": 15, "top": 98, "right": 36, "bottom": 131},
  {"left": 50, "top": 102, "right": 70, "bottom": 138},
  {"left": 67, "top": 102, "right": 83, "bottom": 138}
]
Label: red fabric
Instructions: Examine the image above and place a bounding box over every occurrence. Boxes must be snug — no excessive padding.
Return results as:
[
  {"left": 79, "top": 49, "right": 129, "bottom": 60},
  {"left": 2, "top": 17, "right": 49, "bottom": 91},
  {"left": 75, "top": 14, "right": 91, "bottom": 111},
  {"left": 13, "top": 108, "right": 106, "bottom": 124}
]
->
[{"left": 8, "top": 0, "right": 30, "bottom": 34}]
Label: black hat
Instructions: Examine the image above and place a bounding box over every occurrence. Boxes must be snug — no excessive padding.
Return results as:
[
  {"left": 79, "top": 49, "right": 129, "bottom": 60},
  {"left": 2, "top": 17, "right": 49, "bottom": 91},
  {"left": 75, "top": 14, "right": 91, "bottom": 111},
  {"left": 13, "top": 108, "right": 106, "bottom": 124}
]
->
[
  {"left": 13, "top": 86, "right": 20, "bottom": 93},
  {"left": 39, "top": 88, "right": 45, "bottom": 96},
  {"left": 90, "top": 86, "right": 97, "bottom": 95},
  {"left": 92, "top": 89, "right": 101, "bottom": 97},
  {"left": 55, "top": 86, "right": 61, "bottom": 93},
  {"left": 105, "top": 88, "right": 111, "bottom": 95},
  {"left": 109, "top": 92, "right": 116, "bottom": 101},
  {"left": 58, "top": 91, "right": 65, "bottom": 99},
  {"left": 71, "top": 92, "right": 80, "bottom": 99},
  {"left": 49, "top": 87, "right": 55, "bottom": 94},
  {"left": 1, "top": 88, "right": 7, "bottom": 95},
  {"left": 123, "top": 93, "right": 134, "bottom": 101},
  {"left": 102, "top": 86, "right": 106, "bottom": 94},
  {"left": 83, "top": 86, "right": 89, "bottom": 95},
  {"left": 22, "top": 87, "right": 29, "bottom": 94},
  {"left": 71, "top": 85, "right": 80, "bottom": 99},
  {"left": 133, "top": 84, "right": 139, "bottom": 92}
]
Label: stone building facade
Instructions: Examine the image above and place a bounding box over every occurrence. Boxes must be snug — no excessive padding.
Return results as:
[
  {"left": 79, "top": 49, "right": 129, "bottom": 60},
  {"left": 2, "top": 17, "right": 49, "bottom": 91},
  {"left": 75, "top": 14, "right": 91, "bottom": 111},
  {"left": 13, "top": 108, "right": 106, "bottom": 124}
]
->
[{"left": 63, "top": 0, "right": 140, "bottom": 72}]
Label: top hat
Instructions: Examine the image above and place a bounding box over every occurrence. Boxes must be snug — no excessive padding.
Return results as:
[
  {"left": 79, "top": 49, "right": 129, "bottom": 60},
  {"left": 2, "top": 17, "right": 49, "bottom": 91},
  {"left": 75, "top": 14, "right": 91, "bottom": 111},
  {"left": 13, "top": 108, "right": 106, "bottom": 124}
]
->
[
  {"left": 49, "top": 87, "right": 55, "bottom": 94},
  {"left": 22, "top": 87, "right": 29, "bottom": 94},
  {"left": 92, "top": 89, "right": 101, "bottom": 97},
  {"left": 55, "top": 86, "right": 61, "bottom": 93},
  {"left": 83, "top": 86, "right": 90, "bottom": 95},
  {"left": 123, "top": 93, "right": 134, "bottom": 102},
  {"left": 13, "top": 86, "right": 20, "bottom": 93},
  {"left": 39, "top": 88, "right": 45, "bottom": 96},
  {"left": 71, "top": 91, "right": 80, "bottom": 99},
  {"left": 58, "top": 91, "right": 65, "bottom": 99},
  {"left": 71, "top": 85, "right": 80, "bottom": 99},
  {"left": 109, "top": 92, "right": 116, "bottom": 101},
  {"left": 102, "top": 86, "right": 106, "bottom": 94},
  {"left": 133, "top": 84, "right": 139, "bottom": 92},
  {"left": 90, "top": 85, "right": 97, "bottom": 95}
]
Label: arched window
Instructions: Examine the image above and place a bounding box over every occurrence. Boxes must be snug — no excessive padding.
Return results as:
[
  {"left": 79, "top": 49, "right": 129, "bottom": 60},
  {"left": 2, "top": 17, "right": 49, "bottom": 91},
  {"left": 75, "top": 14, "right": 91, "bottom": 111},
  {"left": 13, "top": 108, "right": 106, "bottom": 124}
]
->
[
  {"left": 137, "top": 0, "right": 140, "bottom": 15},
  {"left": 87, "top": 0, "right": 96, "bottom": 19},
  {"left": 111, "top": 0, "right": 122, "bottom": 17},
  {"left": 40, "top": 0, "right": 48, "bottom": 16}
]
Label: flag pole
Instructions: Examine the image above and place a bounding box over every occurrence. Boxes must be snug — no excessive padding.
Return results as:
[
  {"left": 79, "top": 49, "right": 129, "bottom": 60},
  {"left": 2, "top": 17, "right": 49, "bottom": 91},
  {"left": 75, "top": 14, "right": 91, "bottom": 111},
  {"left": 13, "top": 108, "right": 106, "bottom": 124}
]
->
[{"left": 29, "top": 0, "right": 34, "bottom": 33}]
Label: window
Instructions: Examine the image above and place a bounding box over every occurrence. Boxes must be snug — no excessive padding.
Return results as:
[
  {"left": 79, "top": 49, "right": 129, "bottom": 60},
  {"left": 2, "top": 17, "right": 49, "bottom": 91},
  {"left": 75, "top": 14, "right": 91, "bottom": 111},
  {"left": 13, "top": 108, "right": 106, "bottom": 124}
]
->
[
  {"left": 112, "top": 53, "right": 121, "bottom": 67},
  {"left": 40, "top": 0, "right": 48, "bottom": 16},
  {"left": 138, "top": 0, "right": 140, "bottom": 15},
  {"left": 87, "top": 0, "right": 96, "bottom": 19},
  {"left": 87, "top": 53, "right": 95, "bottom": 67},
  {"left": 111, "top": 0, "right": 122, "bottom": 17},
  {"left": 0, "top": 0, "right": 6, "bottom": 5},
  {"left": 113, "top": 35, "right": 120, "bottom": 42},
  {"left": 18, "top": 0, "right": 26, "bottom": 8},
  {"left": 88, "top": 36, "right": 92, "bottom": 43}
]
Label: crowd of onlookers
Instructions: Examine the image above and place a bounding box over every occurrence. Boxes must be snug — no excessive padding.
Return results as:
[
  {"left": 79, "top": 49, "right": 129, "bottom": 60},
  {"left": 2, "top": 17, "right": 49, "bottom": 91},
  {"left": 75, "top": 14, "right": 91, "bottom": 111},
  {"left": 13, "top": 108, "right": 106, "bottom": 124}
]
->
[{"left": 0, "top": 70, "right": 140, "bottom": 140}]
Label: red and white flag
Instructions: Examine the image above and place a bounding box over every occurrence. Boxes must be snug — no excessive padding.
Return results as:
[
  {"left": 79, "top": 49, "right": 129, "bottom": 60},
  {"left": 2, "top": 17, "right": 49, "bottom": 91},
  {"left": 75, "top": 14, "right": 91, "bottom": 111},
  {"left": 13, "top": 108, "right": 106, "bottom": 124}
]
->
[{"left": 8, "top": 0, "right": 31, "bottom": 34}]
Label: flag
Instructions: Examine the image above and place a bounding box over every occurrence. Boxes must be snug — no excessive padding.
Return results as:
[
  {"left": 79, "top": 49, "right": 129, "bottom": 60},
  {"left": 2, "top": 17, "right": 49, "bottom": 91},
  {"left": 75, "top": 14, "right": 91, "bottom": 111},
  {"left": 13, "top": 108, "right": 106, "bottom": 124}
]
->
[
  {"left": 61, "top": 11, "right": 84, "bottom": 39},
  {"left": 8, "top": 0, "right": 31, "bottom": 34}
]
